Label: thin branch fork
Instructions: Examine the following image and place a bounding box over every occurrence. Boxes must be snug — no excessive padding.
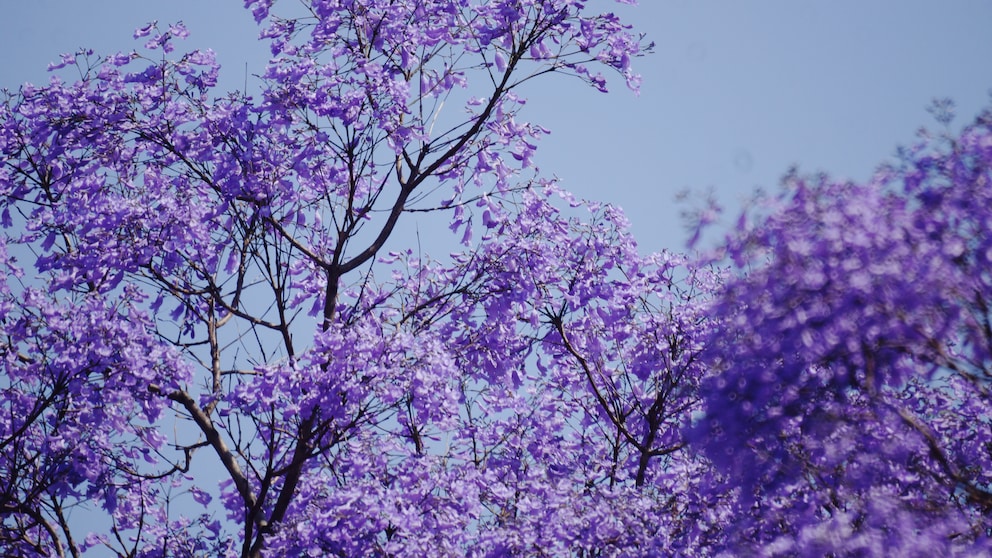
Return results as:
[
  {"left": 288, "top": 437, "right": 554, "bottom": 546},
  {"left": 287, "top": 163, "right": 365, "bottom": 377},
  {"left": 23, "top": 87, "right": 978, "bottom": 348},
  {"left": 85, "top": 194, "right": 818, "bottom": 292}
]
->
[{"left": 147, "top": 384, "right": 260, "bottom": 516}]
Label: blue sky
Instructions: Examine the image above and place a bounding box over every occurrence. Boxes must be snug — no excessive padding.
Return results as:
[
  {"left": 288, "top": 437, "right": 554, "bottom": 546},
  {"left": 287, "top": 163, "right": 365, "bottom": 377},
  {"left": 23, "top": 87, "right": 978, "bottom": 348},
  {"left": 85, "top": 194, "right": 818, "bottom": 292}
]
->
[{"left": 2, "top": 1, "right": 991, "bottom": 253}]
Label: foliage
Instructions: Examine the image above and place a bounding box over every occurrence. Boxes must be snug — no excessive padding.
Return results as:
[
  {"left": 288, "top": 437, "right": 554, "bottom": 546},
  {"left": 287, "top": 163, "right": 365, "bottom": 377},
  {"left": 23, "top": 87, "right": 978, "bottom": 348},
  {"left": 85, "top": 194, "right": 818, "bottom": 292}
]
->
[
  {"left": 0, "top": 1, "right": 723, "bottom": 556},
  {"left": 4, "top": 1, "right": 992, "bottom": 556},
  {"left": 691, "top": 102, "right": 992, "bottom": 556}
]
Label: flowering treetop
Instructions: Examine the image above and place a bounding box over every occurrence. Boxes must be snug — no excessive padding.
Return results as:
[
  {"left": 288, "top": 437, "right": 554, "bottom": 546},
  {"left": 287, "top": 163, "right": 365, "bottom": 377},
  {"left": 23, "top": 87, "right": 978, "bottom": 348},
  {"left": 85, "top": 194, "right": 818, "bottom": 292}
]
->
[
  {"left": 0, "top": 2, "right": 728, "bottom": 557},
  {"left": 691, "top": 101, "right": 992, "bottom": 555}
]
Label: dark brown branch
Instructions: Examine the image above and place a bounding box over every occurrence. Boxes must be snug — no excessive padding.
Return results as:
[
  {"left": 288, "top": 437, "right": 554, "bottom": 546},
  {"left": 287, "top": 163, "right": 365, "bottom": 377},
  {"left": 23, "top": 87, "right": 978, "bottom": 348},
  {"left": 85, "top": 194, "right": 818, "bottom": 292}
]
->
[
  {"left": 892, "top": 403, "right": 992, "bottom": 509},
  {"left": 550, "top": 315, "right": 643, "bottom": 452},
  {"left": 148, "top": 385, "right": 259, "bottom": 515}
]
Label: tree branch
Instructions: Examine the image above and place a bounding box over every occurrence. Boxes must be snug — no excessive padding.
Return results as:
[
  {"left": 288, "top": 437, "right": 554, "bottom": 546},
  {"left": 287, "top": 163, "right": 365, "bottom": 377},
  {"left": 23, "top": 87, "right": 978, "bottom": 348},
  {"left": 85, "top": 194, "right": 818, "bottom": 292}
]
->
[{"left": 148, "top": 385, "right": 259, "bottom": 517}]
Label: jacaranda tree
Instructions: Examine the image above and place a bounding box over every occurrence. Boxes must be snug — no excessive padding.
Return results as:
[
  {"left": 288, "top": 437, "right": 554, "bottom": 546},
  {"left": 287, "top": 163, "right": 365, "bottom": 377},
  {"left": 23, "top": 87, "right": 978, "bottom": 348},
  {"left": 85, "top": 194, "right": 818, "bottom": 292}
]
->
[
  {"left": 6, "top": 1, "right": 992, "bottom": 556},
  {"left": 0, "top": 1, "right": 729, "bottom": 556},
  {"left": 691, "top": 102, "right": 992, "bottom": 556}
]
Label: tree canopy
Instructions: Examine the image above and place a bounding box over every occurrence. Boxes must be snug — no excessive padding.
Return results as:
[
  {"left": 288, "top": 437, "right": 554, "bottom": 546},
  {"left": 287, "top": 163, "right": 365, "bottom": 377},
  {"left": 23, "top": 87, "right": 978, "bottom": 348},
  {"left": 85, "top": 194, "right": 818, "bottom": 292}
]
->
[
  {"left": 692, "top": 101, "right": 992, "bottom": 555},
  {"left": 1, "top": 1, "right": 991, "bottom": 556}
]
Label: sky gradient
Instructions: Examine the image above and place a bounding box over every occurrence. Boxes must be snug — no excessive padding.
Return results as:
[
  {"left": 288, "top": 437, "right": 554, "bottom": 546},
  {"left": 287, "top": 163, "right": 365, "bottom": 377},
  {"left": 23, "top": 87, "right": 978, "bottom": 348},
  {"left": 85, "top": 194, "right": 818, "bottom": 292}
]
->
[{"left": 2, "top": 1, "right": 991, "bottom": 252}]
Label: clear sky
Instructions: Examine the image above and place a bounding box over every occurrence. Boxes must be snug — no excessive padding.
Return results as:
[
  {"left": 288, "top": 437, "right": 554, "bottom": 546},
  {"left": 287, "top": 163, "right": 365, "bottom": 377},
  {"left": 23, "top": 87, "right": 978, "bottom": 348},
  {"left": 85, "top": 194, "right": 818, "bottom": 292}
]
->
[{"left": 2, "top": 1, "right": 991, "bottom": 253}]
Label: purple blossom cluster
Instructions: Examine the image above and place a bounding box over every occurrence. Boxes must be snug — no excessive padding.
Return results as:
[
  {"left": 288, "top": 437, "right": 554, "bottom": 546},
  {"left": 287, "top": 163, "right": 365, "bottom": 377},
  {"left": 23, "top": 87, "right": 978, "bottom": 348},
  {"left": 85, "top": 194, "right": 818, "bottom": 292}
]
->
[
  {"left": 2, "top": 0, "right": 991, "bottom": 556},
  {"left": 691, "top": 103, "right": 992, "bottom": 555},
  {"left": 1, "top": 1, "right": 706, "bottom": 556}
]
